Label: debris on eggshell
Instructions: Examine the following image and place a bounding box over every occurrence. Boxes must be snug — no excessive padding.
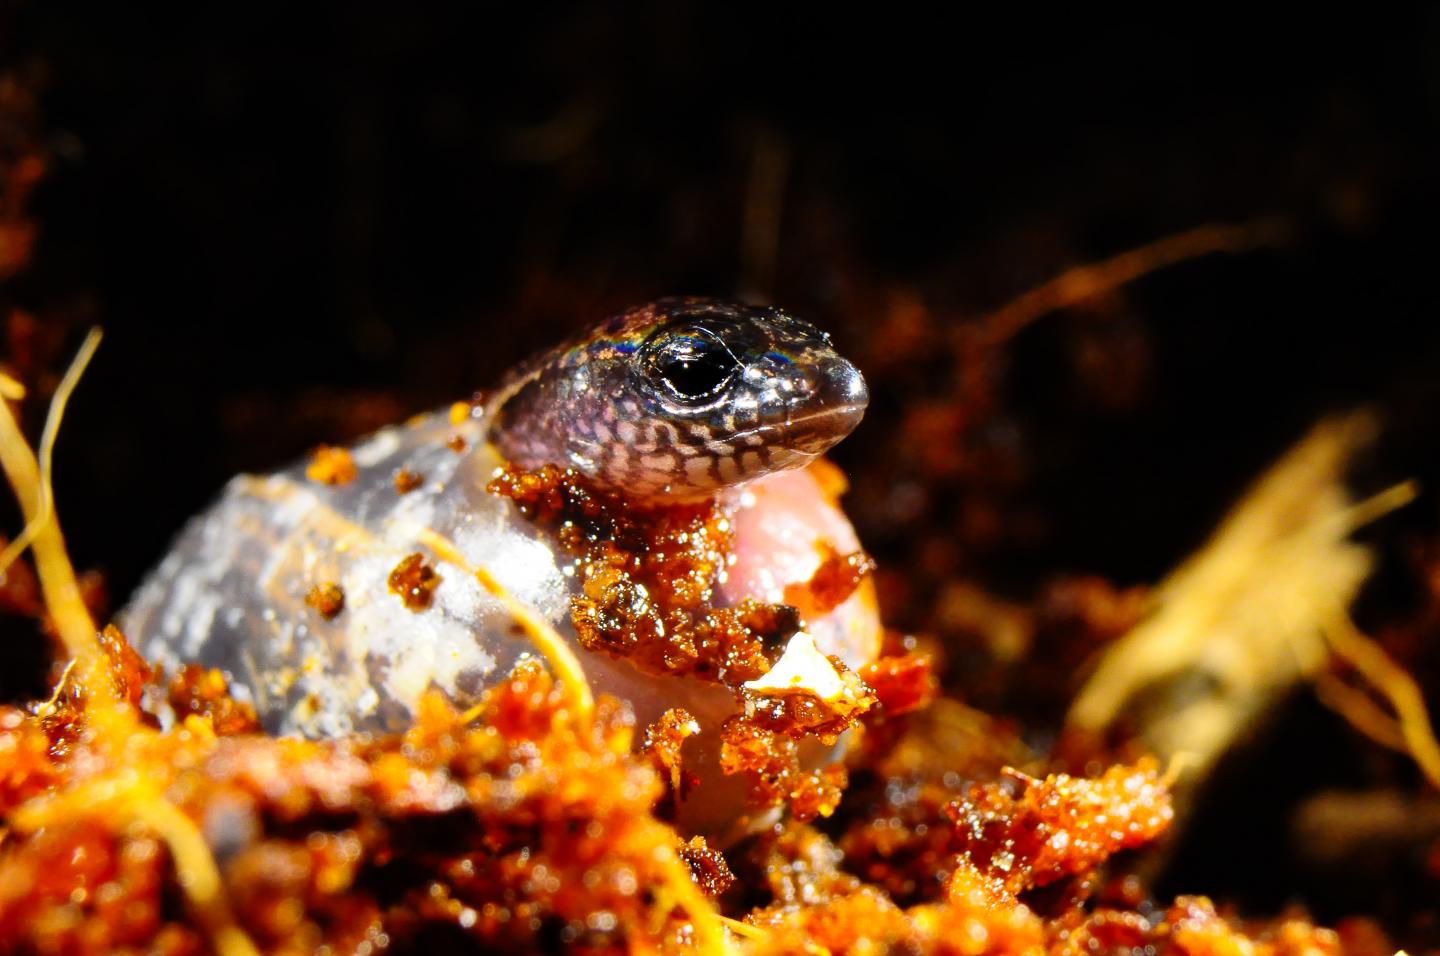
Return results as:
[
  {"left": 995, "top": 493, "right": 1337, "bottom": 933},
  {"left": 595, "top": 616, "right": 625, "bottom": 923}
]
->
[{"left": 744, "top": 630, "right": 851, "bottom": 702}]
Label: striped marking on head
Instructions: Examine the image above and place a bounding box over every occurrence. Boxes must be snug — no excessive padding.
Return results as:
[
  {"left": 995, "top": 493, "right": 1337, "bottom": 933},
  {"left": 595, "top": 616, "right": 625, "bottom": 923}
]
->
[{"left": 491, "top": 298, "right": 868, "bottom": 501}]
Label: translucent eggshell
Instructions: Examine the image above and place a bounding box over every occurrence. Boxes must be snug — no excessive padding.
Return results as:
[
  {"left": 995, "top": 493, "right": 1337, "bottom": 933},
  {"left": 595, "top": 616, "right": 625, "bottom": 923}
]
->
[{"left": 124, "top": 408, "right": 880, "bottom": 835}]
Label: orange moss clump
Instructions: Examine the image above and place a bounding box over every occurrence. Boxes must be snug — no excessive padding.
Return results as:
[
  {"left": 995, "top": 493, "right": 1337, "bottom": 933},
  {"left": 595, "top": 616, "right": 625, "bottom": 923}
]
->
[
  {"left": 0, "top": 630, "right": 732, "bottom": 954},
  {"left": 782, "top": 544, "right": 877, "bottom": 620},
  {"left": 746, "top": 868, "right": 1371, "bottom": 956},
  {"left": 165, "top": 664, "right": 260, "bottom": 736},
  {"left": 745, "top": 829, "right": 1044, "bottom": 956},
  {"left": 387, "top": 552, "right": 441, "bottom": 611},
  {"left": 0, "top": 707, "right": 62, "bottom": 807},
  {"left": 741, "top": 792, "right": 1364, "bottom": 956},
  {"left": 491, "top": 463, "right": 887, "bottom": 823},
  {"left": 304, "top": 444, "right": 358, "bottom": 485},
  {"left": 1046, "top": 896, "right": 1373, "bottom": 956},
  {"left": 678, "top": 836, "right": 736, "bottom": 897},
  {"left": 860, "top": 650, "right": 938, "bottom": 718},
  {"left": 491, "top": 464, "right": 875, "bottom": 693},
  {"left": 841, "top": 771, "right": 981, "bottom": 903},
  {"left": 303, "top": 581, "right": 345, "bottom": 619},
  {"left": 37, "top": 624, "right": 154, "bottom": 758},
  {"left": 0, "top": 819, "right": 183, "bottom": 954},
  {"left": 945, "top": 760, "right": 1173, "bottom": 896},
  {"left": 393, "top": 467, "right": 424, "bottom": 493},
  {"left": 490, "top": 463, "right": 797, "bottom": 687},
  {"left": 0, "top": 500, "right": 1374, "bottom": 956},
  {"left": 719, "top": 717, "right": 851, "bottom": 822},
  {"left": 749, "top": 856, "right": 1365, "bottom": 956},
  {"left": 741, "top": 673, "right": 875, "bottom": 740},
  {"left": 643, "top": 706, "right": 701, "bottom": 800},
  {"left": 750, "top": 885, "right": 918, "bottom": 954}
]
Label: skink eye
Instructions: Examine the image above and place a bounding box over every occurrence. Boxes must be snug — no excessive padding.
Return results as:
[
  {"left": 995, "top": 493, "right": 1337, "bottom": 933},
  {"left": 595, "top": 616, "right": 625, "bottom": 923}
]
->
[{"left": 645, "top": 326, "right": 740, "bottom": 400}]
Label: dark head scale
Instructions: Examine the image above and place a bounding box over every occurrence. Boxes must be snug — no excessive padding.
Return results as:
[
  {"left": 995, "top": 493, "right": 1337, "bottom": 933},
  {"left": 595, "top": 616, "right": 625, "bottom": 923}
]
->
[{"left": 491, "top": 298, "right": 869, "bottom": 500}]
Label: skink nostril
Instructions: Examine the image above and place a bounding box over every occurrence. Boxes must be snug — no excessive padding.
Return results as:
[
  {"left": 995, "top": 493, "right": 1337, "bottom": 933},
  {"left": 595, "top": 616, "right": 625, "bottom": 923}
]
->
[{"left": 817, "top": 358, "right": 869, "bottom": 416}]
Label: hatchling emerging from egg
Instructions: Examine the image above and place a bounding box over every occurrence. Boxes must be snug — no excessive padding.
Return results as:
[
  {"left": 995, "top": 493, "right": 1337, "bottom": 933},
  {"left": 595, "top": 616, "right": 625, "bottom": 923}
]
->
[{"left": 124, "top": 297, "right": 880, "bottom": 835}]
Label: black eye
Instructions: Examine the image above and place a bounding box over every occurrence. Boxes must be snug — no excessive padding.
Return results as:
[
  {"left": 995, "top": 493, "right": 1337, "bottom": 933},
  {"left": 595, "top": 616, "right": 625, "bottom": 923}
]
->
[{"left": 646, "top": 328, "right": 740, "bottom": 400}]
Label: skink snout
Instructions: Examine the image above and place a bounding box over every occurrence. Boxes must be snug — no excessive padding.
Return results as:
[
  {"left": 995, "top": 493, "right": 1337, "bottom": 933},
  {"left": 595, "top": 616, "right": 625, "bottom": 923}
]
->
[{"left": 783, "top": 355, "right": 869, "bottom": 456}]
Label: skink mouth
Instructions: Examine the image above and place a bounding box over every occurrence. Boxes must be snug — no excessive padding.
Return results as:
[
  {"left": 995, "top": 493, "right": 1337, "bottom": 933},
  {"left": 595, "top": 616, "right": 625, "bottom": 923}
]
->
[
  {"left": 781, "top": 358, "right": 869, "bottom": 455},
  {"left": 786, "top": 405, "right": 867, "bottom": 454}
]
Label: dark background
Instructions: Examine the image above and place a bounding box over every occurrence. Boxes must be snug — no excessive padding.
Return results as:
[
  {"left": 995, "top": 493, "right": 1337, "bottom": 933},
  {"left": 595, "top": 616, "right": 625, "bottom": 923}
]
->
[{"left": 6, "top": 3, "right": 1440, "bottom": 934}]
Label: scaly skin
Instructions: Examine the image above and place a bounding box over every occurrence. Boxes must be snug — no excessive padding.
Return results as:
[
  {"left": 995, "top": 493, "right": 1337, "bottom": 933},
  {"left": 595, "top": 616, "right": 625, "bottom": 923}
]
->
[{"left": 491, "top": 298, "right": 868, "bottom": 500}]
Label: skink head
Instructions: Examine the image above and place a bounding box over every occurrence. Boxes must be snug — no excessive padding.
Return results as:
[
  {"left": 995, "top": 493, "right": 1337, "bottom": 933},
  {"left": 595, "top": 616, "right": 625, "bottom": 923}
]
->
[{"left": 493, "top": 298, "right": 868, "bottom": 500}]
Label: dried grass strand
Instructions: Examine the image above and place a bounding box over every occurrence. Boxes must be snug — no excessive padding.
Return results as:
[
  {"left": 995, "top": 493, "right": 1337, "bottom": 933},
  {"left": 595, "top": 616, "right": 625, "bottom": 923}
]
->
[
  {"left": 0, "top": 329, "right": 260, "bottom": 956},
  {"left": 0, "top": 328, "right": 113, "bottom": 704},
  {"left": 231, "top": 473, "right": 598, "bottom": 727},
  {"left": 10, "top": 773, "right": 260, "bottom": 956},
  {"left": 415, "top": 527, "right": 596, "bottom": 730},
  {"left": 1314, "top": 673, "right": 1409, "bottom": 753},
  {"left": 0, "top": 328, "right": 100, "bottom": 579},
  {"left": 720, "top": 915, "right": 768, "bottom": 940},
  {"left": 976, "top": 217, "right": 1290, "bottom": 348},
  {"left": 650, "top": 840, "right": 737, "bottom": 956},
  {"left": 1323, "top": 614, "right": 1440, "bottom": 793},
  {"left": 128, "top": 794, "right": 261, "bottom": 956}
]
